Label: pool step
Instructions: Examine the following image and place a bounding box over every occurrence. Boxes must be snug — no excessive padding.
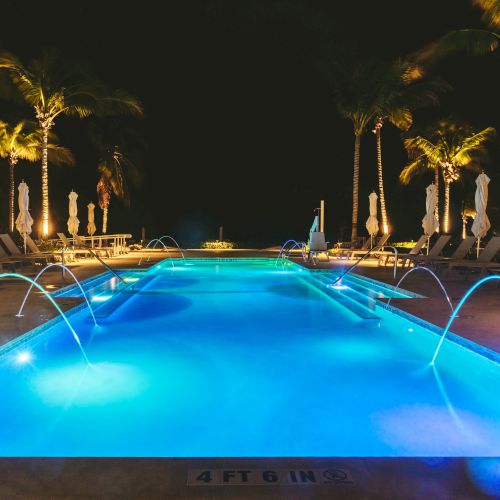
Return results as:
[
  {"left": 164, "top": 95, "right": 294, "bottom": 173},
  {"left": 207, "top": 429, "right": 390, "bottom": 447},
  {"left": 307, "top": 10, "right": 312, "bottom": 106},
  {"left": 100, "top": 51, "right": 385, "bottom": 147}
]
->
[
  {"left": 302, "top": 274, "right": 380, "bottom": 320},
  {"left": 325, "top": 271, "right": 404, "bottom": 298},
  {"left": 315, "top": 272, "right": 392, "bottom": 301}
]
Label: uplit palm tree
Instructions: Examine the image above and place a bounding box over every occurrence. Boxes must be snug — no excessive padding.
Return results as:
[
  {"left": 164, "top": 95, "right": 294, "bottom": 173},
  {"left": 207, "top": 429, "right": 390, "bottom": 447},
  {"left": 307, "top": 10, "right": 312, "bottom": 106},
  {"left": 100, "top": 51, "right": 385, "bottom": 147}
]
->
[
  {"left": 97, "top": 146, "right": 139, "bottom": 234},
  {"left": 400, "top": 119, "right": 495, "bottom": 233},
  {"left": 371, "top": 61, "right": 445, "bottom": 235},
  {"left": 0, "top": 120, "right": 73, "bottom": 232},
  {"left": 335, "top": 61, "right": 382, "bottom": 243},
  {"left": 0, "top": 49, "right": 143, "bottom": 237},
  {"left": 334, "top": 59, "right": 444, "bottom": 242},
  {"left": 416, "top": 0, "right": 499, "bottom": 65}
]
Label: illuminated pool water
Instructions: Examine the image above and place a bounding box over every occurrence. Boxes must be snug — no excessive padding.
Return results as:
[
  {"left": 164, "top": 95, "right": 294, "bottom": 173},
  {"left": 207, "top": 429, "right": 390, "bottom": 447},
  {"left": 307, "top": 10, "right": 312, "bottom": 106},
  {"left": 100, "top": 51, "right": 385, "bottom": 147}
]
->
[{"left": 0, "top": 258, "right": 499, "bottom": 457}]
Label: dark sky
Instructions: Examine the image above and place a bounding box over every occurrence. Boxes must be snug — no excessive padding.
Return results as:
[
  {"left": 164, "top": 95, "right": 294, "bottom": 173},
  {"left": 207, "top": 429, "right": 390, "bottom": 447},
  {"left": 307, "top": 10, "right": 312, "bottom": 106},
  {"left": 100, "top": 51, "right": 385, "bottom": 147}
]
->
[{"left": 0, "top": 0, "right": 499, "bottom": 246}]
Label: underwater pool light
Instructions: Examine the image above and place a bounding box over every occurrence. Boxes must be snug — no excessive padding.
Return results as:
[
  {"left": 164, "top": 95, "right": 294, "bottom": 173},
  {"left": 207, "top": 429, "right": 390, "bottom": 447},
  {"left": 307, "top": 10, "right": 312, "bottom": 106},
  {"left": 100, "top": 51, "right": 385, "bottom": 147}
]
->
[
  {"left": 16, "top": 351, "right": 33, "bottom": 364},
  {"left": 92, "top": 294, "right": 112, "bottom": 302},
  {"left": 123, "top": 277, "right": 139, "bottom": 283}
]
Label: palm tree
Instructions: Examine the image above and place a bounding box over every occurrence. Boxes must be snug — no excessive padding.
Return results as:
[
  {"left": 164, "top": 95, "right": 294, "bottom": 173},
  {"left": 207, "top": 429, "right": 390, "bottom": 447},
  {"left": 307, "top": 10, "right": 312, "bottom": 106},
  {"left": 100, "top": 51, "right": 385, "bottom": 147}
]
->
[
  {"left": 400, "top": 119, "right": 496, "bottom": 233},
  {"left": 97, "top": 146, "right": 139, "bottom": 233},
  {"left": 334, "top": 59, "right": 444, "bottom": 242},
  {"left": 334, "top": 61, "right": 382, "bottom": 243},
  {"left": 415, "top": 0, "right": 499, "bottom": 65},
  {"left": 0, "top": 120, "right": 73, "bottom": 232},
  {"left": 370, "top": 61, "right": 446, "bottom": 235},
  {"left": 0, "top": 49, "right": 143, "bottom": 237}
]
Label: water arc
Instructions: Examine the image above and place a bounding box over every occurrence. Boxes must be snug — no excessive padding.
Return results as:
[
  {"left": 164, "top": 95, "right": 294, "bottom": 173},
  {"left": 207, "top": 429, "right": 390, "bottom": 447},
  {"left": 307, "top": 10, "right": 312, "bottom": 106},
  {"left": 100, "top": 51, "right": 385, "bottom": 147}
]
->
[
  {"left": 386, "top": 266, "right": 454, "bottom": 313},
  {"left": 0, "top": 273, "right": 90, "bottom": 364},
  {"left": 17, "top": 263, "right": 98, "bottom": 326},
  {"left": 431, "top": 275, "right": 500, "bottom": 365}
]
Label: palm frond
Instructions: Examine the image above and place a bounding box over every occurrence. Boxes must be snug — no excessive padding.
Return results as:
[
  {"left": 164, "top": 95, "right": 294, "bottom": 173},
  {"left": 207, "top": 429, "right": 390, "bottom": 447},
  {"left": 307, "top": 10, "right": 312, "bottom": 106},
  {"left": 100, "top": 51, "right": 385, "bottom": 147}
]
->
[
  {"left": 473, "top": 0, "right": 500, "bottom": 28},
  {"left": 388, "top": 107, "right": 413, "bottom": 131},
  {"left": 404, "top": 136, "right": 442, "bottom": 163},
  {"left": 46, "top": 144, "right": 75, "bottom": 166},
  {"left": 457, "top": 127, "right": 496, "bottom": 155},
  {"left": 416, "top": 29, "right": 500, "bottom": 65},
  {"left": 399, "top": 157, "right": 431, "bottom": 185}
]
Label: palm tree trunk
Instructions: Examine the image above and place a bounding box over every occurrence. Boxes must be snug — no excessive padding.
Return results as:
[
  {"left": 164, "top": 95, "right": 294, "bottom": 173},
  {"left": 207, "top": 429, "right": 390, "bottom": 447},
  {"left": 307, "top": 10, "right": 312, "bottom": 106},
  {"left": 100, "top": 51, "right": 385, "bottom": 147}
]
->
[
  {"left": 9, "top": 156, "right": 16, "bottom": 233},
  {"left": 41, "top": 124, "right": 50, "bottom": 238},
  {"left": 375, "top": 120, "right": 389, "bottom": 234},
  {"left": 351, "top": 133, "right": 361, "bottom": 244},
  {"left": 434, "top": 166, "right": 440, "bottom": 232},
  {"left": 443, "top": 180, "right": 450, "bottom": 234},
  {"left": 102, "top": 205, "right": 109, "bottom": 234}
]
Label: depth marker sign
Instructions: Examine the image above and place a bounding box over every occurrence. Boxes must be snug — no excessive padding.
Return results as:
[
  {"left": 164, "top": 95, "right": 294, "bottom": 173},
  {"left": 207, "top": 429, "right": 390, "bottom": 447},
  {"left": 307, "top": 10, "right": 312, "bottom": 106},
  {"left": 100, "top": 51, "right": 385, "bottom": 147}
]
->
[{"left": 187, "top": 469, "right": 353, "bottom": 486}]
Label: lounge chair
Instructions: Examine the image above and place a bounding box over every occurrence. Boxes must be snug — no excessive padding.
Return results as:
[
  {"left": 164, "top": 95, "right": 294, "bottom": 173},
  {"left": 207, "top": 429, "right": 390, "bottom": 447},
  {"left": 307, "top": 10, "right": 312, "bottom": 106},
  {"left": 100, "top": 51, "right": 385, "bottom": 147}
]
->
[
  {"left": 25, "top": 235, "right": 74, "bottom": 263},
  {"left": 399, "top": 234, "right": 451, "bottom": 268},
  {"left": 0, "top": 240, "right": 23, "bottom": 271},
  {"left": 57, "top": 233, "right": 91, "bottom": 258},
  {"left": 337, "top": 233, "right": 391, "bottom": 260},
  {"left": 384, "top": 234, "right": 428, "bottom": 267},
  {"left": 427, "top": 236, "right": 477, "bottom": 272},
  {"left": 0, "top": 233, "right": 60, "bottom": 266},
  {"left": 446, "top": 236, "right": 500, "bottom": 278},
  {"left": 74, "top": 235, "right": 114, "bottom": 258}
]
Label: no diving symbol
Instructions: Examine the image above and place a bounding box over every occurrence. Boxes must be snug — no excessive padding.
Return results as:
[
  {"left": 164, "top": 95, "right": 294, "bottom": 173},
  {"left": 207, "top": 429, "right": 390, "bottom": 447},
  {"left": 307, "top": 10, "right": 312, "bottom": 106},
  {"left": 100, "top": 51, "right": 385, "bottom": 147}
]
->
[{"left": 322, "top": 469, "right": 350, "bottom": 484}]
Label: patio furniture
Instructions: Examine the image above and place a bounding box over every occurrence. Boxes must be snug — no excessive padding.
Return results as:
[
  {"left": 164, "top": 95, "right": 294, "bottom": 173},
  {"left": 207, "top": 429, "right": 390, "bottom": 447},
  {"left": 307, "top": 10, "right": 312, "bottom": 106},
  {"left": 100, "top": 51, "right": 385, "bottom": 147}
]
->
[
  {"left": 427, "top": 236, "right": 477, "bottom": 271},
  {"left": 399, "top": 234, "right": 452, "bottom": 268},
  {"left": 0, "top": 233, "right": 61, "bottom": 266},
  {"left": 0, "top": 240, "right": 23, "bottom": 271},
  {"left": 77, "top": 234, "right": 131, "bottom": 255},
  {"left": 74, "top": 235, "right": 113, "bottom": 258},
  {"left": 337, "top": 234, "right": 391, "bottom": 260},
  {"left": 446, "top": 236, "right": 500, "bottom": 278},
  {"left": 57, "top": 233, "right": 92, "bottom": 258},
  {"left": 383, "top": 234, "right": 428, "bottom": 267}
]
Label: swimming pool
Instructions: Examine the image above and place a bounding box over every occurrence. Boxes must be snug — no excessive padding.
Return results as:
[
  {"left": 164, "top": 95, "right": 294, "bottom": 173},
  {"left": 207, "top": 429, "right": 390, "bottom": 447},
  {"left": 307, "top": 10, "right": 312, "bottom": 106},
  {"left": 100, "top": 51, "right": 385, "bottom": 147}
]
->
[{"left": 1, "top": 258, "right": 499, "bottom": 456}]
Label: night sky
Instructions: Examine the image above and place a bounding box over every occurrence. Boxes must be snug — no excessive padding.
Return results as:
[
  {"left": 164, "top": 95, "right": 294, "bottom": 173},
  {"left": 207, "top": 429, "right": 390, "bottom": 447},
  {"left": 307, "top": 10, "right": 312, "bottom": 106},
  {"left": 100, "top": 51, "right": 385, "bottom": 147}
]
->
[{"left": 0, "top": 0, "right": 498, "bottom": 246}]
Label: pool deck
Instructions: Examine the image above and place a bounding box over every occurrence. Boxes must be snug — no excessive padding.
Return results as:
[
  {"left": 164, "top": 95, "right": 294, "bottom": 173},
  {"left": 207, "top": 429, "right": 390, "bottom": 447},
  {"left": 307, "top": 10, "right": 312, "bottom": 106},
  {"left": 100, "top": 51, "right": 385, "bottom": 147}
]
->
[{"left": 0, "top": 248, "right": 499, "bottom": 499}]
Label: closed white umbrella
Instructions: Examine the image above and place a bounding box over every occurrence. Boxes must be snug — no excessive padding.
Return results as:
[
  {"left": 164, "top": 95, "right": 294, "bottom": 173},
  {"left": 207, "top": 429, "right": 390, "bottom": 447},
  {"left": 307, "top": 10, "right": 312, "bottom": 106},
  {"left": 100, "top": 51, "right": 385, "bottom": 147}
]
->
[
  {"left": 15, "top": 181, "right": 34, "bottom": 254},
  {"left": 87, "top": 202, "right": 96, "bottom": 247},
  {"left": 365, "top": 191, "right": 379, "bottom": 248},
  {"left": 422, "top": 183, "right": 439, "bottom": 254},
  {"left": 471, "top": 172, "right": 491, "bottom": 258},
  {"left": 67, "top": 190, "right": 80, "bottom": 238}
]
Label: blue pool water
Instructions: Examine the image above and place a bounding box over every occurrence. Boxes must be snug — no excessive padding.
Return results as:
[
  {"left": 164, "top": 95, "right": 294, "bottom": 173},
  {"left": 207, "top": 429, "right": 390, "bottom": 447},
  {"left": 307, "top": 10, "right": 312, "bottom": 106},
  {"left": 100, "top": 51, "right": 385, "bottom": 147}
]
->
[{"left": 1, "top": 258, "right": 499, "bottom": 457}]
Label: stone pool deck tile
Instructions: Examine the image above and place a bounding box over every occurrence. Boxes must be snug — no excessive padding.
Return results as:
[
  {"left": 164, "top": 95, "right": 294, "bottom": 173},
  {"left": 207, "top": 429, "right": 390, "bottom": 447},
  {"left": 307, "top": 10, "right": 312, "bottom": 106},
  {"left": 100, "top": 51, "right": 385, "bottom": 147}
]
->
[
  {"left": 300, "top": 258, "right": 500, "bottom": 354},
  {"left": 0, "top": 457, "right": 493, "bottom": 499}
]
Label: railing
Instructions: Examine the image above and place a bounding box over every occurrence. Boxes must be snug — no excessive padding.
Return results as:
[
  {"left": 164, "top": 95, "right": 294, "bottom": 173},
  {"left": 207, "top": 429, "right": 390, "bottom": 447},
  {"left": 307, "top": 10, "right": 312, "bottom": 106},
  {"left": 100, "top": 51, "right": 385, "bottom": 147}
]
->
[
  {"left": 331, "top": 245, "right": 398, "bottom": 286},
  {"left": 61, "top": 245, "right": 125, "bottom": 283}
]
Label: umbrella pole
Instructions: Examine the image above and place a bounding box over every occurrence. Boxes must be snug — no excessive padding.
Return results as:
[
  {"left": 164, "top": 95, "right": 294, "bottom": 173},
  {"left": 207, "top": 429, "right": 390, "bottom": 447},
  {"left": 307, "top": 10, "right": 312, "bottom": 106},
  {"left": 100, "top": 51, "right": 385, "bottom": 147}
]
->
[
  {"left": 23, "top": 233, "right": 26, "bottom": 254},
  {"left": 477, "top": 238, "right": 480, "bottom": 259},
  {"left": 427, "top": 236, "right": 430, "bottom": 255}
]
